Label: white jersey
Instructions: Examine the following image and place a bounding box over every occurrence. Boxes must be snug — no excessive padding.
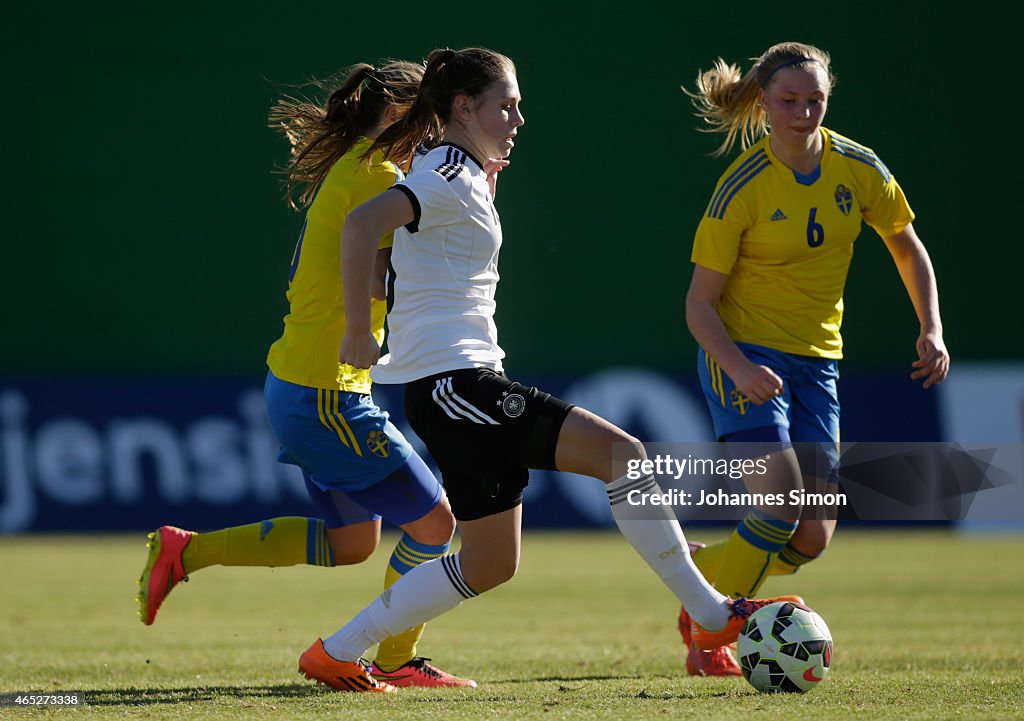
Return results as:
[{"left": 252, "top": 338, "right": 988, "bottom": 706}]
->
[{"left": 371, "top": 143, "right": 505, "bottom": 384}]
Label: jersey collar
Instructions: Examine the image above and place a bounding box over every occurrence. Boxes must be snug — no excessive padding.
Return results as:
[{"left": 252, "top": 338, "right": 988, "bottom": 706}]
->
[
  {"left": 436, "top": 142, "right": 484, "bottom": 171},
  {"left": 763, "top": 128, "right": 830, "bottom": 186}
]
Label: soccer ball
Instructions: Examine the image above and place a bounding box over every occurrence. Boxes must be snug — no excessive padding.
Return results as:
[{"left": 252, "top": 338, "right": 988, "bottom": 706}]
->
[{"left": 736, "top": 601, "right": 833, "bottom": 693}]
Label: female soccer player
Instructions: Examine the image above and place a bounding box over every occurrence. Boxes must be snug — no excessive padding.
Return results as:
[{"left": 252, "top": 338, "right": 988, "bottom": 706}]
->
[
  {"left": 291, "top": 47, "right": 798, "bottom": 691},
  {"left": 676, "top": 41, "right": 949, "bottom": 676},
  {"left": 137, "top": 60, "right": 474, "bottom": 690}
]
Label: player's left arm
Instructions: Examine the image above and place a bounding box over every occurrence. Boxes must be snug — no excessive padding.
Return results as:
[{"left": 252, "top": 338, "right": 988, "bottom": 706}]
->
[{"left": 881, "top": 223, "right": 950, "bottom": 389}]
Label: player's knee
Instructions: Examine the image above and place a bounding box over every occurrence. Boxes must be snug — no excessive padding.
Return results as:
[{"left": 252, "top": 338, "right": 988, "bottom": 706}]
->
[
  {"left": 329, "top": 536, "right": 378, "bottom": 566},
  {"left": 415, "top": 514, "right": 457, "bottom": 547},
  {"left": 491, "top": 556, "right": 519, "bottom": 586},
  {"left": 605, "top": 430, "right": 646, "bottom": 484},
  {"left": 401, "top": 500, "right": 456, "bottom": 547},
  {"left": 804, "top": 532, "right": 832, "bottom": 557},
  {"left": 792, "top": 521, "right": 834, "bottom": 557},
  {"left": 618, "top": 432, "right": 647, "bottom": 463},
  {"left": 465, "top": 555, "right": 518, "bottom": 593}
]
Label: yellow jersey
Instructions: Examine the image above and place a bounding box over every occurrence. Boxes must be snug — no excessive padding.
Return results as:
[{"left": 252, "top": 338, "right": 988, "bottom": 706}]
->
[
  {"left": 267, "top": 137, "right": 398, "bottom": 392},
  {"left": 691, "top": 128, "right": 914, "bottom": 359}
]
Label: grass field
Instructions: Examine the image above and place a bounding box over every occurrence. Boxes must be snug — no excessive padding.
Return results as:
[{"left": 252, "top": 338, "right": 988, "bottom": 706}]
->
[{"left": 2, "top": 529, "right": 1023, "bottom": 720}]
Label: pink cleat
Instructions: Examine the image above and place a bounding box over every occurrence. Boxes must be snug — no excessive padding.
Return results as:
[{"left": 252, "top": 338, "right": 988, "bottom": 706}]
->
[
  {"left": 136, "top": 526, "right": 193, "bottom": 625},
  {"left": 368, "top": 658, "right": 477, "bottom": 688}
]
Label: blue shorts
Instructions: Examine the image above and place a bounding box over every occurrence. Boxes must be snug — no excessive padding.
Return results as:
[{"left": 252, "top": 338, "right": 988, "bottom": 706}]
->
[
  {"left": 264, "top": 371, "right": 442, "bottom": 527},
  {"left": 301, "top": 451, "right": 443, "bottom": 528},
  {"left": 697, "top": 343, "right": 840, "bottom": 444}
]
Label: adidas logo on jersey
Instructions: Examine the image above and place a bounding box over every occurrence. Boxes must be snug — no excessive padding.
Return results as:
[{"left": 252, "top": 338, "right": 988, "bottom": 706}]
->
[{"left": 770, "top": 209, "right": 788, "bottom": 221}]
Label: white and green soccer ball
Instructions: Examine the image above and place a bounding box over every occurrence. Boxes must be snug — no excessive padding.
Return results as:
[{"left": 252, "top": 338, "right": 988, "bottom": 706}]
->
[{"left": 736, "top": 600, "right": 833, "bottom": 693}]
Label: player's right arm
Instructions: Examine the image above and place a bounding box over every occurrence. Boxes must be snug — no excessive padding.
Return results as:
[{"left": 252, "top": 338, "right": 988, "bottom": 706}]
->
[
  {"left": 685, "top": 265, "right": 784, "bottom": 405},
  {"left": 340, "top": 189, "right": 415, "bottom": 369}
]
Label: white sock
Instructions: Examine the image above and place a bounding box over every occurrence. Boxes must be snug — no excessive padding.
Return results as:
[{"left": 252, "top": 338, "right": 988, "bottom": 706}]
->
[
  {"left": 322, "top": 553, "right": 477, "bottom": 661},
  {"left": 606, "top": 474, "right": 730, "bottom": 630}
]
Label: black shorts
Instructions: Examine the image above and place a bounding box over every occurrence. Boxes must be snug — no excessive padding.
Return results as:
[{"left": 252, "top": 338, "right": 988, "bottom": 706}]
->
[{"left": 404, "top": 368, "right": 574, "bottom": 521}]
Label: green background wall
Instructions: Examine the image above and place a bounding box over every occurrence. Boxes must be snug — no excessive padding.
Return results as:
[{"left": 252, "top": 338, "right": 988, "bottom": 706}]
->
[{"left": 4, "top": 4, "right": 1014, "bottom": 377}]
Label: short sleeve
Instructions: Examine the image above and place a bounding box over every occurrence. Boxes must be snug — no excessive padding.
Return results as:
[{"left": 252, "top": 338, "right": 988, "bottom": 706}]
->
[
  {"left": 394, "top": 165, "right": 470, "bottom": 234},
  {"left": 833, "top": 137, "right": 915, "bottom": 238},
  {"left": 861, "top": 172, "right": 915, "bottom": 238},
  {"left": 351, "top": 160, "right": 399, "bottom": 208},
  {"left": 351, "top": 161, "right": 400, "bottom": 250},
  {"left": 691, "top": 196, "right": 751, "bottom": 275}
]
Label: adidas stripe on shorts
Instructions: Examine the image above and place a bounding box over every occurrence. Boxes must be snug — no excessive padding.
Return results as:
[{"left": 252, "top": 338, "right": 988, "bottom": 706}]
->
[{"left": 404, "top": 368, "right": 573, "bottom": 520}]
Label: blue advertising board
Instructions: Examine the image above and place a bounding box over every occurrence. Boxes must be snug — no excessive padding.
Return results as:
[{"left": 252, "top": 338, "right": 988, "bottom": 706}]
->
[{"left": 0, "top": 369, "right": 941, "bottom": 533}]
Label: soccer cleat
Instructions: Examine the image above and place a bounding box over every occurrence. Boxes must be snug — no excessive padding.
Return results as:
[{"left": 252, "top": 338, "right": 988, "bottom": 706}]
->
[
  {"left": 688, "top": 645, "right": 743, "bottom": 676},
  {"left": 675, "top": 540, "right": 706, "bottom": 647},
  {"left": 676, "top": 541, "right": 741, "bottom": 675},
  {"left": 690, "top": 595, "right": 805, "bottom": 651},
  {"left": 678, "top": 605, "right": 742, "bottom": 676},
  {"left": 137, "top": 525, "right": 193, "bottom": 625},
  {"left": 299, "top": 640, "right": 396, "bottom": 693},
  {"left": 367, "top": 658, "right": 477, "bottom": 688},
  {"left": 678, "top": 604, "right": 693, "bottom": 646}
]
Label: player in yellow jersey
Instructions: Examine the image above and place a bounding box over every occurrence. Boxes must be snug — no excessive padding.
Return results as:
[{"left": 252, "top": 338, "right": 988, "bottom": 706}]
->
[
  {"left": 676, "top": 42, "right": 950, "bottom": 676},
  {"left": 137, "top": 60, "right": 475, "bottom": 690}
]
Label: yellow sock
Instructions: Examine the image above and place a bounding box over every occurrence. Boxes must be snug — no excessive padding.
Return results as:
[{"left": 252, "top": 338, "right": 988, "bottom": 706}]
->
[
  {"left": 372, "top": 534, "right": 449, "bottom": 671},
  {"left": 698, "top": 534, "right": 816, "bottom": 582},
  {"left": 692, "top": 540, "right": 727, "bottom": 583},
  {"left": 767, "top": 541, "right": 819, "bottom": 576},
  {"left": 768, "top": 557, "right": 798, "bottom": 576},
  {"left": 181, "top": 517, "right": 333, "bottom": 573},
  {"left": 714, "top": 510, "right": 798, "bottom": 598}
]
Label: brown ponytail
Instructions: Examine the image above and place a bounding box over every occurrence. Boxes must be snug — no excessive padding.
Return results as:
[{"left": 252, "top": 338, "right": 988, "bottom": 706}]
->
[
  {"left": 270, "top": 61, "right": 423, "bottom": 210},
  {"left": 367, "top": 47, "right": 515, "bottom": 164}
]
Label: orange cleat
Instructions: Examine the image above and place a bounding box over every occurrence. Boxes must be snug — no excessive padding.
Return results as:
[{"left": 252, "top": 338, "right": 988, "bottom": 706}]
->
[
  {"left": 368, "top": 658, "right": 477, "bottom": 688},
  {"left": 677, "top": 604, "right": 693, "bottom": 647},
  {"left": 678, "top": 605, "right": 742, "bottom": 676},
  {"left": 299, "top": 640, "right": 396, "bottom": 693},
  {"left": 690, "top": 595, "right": 805, "bottom": 651},
  {"left": 137, "top": 526, "right": 193, "bottom": 625},
  {"left": 688, "top": 645, "right": 743, "bottom": 677},
  {"left": 675, "top": 540, "right": 707, "bottom": 647}
]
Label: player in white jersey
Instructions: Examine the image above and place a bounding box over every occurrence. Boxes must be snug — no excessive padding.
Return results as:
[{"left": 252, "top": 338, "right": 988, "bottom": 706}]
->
[
  {"left": 286, "top": 47, "right": 803, "bottom": 689},
  {"left": 372, "top": 139, "right": 505, "bottom": 383}
]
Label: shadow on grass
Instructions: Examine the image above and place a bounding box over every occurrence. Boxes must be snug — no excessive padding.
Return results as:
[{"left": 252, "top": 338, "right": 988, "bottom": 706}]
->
[
  {"left": 499, "top": 674, "right": 627, "bottom": 684},
  {"left": 64, "top": 684, "right": 313, "bottom": 707},
  {"left": 477, "top": 674, "right": 741, "bottom": 700},
  {"left": 499, "top": 672, "right": 684, "bottom": 684},
  {"left": 57, "top": 675, "right": 739, "bottom": 706}
]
